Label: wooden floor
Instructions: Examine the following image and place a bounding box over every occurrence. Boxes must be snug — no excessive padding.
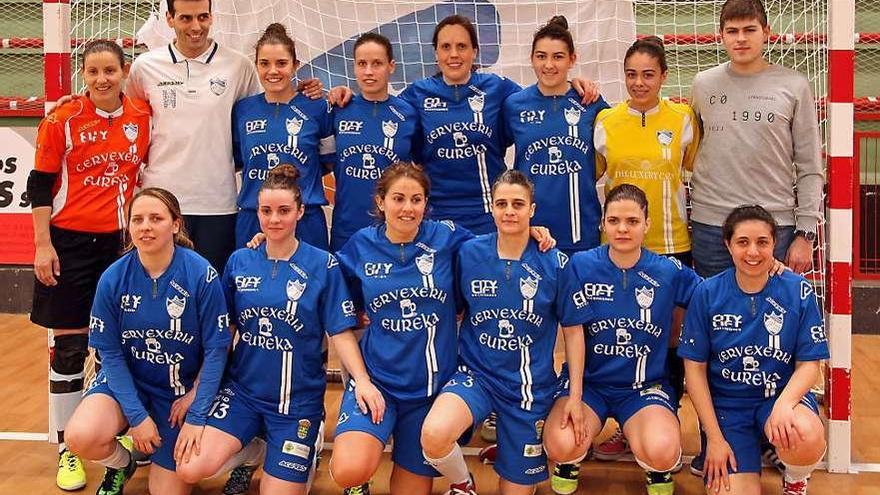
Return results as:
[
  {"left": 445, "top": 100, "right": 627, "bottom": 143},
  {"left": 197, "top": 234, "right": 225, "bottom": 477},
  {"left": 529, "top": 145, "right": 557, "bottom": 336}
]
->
[{"left": 2, "top": 313, "right": 879, "bottom": 494}]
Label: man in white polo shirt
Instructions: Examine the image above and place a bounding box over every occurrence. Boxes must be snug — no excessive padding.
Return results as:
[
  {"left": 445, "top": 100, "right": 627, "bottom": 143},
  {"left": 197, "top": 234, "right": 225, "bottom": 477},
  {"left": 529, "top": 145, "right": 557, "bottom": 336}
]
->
[{"left": 126, "top": 0, "right": 259, "bottom": 273}]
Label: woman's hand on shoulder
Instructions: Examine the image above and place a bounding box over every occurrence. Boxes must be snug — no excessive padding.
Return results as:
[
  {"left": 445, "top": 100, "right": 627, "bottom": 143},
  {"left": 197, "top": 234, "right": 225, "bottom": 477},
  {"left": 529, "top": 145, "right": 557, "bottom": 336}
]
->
[
  {"left": 571, "top": 77, "right": 600, "bottom": 104},
  {"left": 327, "top": 86, "right": 354, "bottom": 107},
  {"left": 529, "top": 226, "right": 556, "bottom": 252}
]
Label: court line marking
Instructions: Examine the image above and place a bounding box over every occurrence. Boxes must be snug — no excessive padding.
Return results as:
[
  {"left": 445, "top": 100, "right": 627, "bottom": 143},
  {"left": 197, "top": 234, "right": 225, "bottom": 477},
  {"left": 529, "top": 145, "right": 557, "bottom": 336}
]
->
[{"left": 3, "top": 433, "right": 877, "bottom": 473}]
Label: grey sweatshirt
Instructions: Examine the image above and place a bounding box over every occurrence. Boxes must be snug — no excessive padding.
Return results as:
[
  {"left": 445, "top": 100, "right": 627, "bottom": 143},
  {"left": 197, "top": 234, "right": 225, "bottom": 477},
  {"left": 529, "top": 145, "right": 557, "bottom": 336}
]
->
[{"left": 689, "top": 62, "right": 824, "bottom": 232}]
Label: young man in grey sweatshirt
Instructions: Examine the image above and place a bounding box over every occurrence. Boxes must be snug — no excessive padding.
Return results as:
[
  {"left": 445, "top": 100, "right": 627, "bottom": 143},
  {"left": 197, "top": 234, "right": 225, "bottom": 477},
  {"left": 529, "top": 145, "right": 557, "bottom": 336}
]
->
[{"left": 688, "top": 0, "right": 824, "bottom": 278}]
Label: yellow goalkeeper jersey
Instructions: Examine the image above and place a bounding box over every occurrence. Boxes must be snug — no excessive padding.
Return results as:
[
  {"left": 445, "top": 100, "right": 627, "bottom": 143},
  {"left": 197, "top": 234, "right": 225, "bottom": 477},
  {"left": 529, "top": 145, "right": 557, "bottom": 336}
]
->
[{"left": 594, "top": 99, "right": 699, "bottom": 254}]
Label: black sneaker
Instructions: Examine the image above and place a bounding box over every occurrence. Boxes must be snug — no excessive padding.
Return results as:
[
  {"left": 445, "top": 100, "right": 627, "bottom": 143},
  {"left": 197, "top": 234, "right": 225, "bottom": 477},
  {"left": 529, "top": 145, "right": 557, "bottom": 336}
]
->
[
  {"left": 96, "top": 455, "right": 136, "bottom": 495},
  {"left": 223, "top": 464, "right": 257, "bottom": 495}
]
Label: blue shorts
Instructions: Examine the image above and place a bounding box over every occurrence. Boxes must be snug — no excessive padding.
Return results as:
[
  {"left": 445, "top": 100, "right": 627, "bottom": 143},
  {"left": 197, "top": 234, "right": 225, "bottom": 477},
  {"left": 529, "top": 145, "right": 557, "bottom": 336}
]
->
[
  {"left": 235, "top": 205, "right": 329, "bottom": 251},
  {"left": 442, "top": 370, "right": 550, "bottom": 484},
  {"left": 715, "top": 393, "right": 819, "bottom": 474},
  {"left": 555, "top": 367, "right": 678, "bottom": 427},
  {"left": 334, "top": 381, "right": 438, "bottom": 477},
  {"left": 206, "top": 383, "right": 324, "bottom": 483},
  {"left": 85, "top": 374, "right": 179, "bottom": 470}
]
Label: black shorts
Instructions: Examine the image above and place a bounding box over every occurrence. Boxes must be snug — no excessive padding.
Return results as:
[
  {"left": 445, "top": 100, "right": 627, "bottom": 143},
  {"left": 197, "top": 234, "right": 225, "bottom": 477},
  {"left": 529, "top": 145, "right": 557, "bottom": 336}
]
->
[
  {"left": 31, "top": 226, "right": 123, "bottom": 329},
  {"left": 183, "top": 213, "right": 236, "bottom": 274}
]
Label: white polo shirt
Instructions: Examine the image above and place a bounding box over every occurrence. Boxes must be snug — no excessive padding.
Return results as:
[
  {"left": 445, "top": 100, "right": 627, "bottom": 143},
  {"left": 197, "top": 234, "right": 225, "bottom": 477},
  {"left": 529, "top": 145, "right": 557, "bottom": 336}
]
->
[{"left": 127, "top": 40, "right": 261, "bottom": 215}]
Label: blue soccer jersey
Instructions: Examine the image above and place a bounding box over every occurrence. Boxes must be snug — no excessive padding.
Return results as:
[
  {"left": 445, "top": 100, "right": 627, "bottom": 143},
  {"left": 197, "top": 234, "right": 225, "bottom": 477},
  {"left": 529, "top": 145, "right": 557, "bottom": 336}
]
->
[
  {"left": 678, "top": 269, "right": 829, "bottom": 407},
  {"left": 400, "top": 73, "right": 520, "bottom": 233},
  {"left": 89, "top": 247, "right": 232, "bottom": 400},
  {"left": 457, "top": 234, "right": 591, "bottom": 409},
  {"left": 566, "top": 245, "right": 702, "bottom": 388},
  {"left": 222, "top": 242, "right": 357, "bottom": 417},
  {"left": 232, "top": 92, "right": 334, "bottom": 211},
  {"left": 503, "top": 86, "right": 609, "bottom": 253},
  {"left": 328, "top": 94, "right": 419, "bottom": 251},
  {"left": 337, "top": 220, "right": 473, "bottom": 400}
]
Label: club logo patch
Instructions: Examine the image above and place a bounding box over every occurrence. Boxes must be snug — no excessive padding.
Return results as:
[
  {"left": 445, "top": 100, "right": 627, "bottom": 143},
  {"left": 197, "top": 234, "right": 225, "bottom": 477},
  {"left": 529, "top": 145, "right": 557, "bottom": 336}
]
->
[
  {"left": 209, "top": 77, "right": 227, "bottom": 96},
  {"left": 287, "top": 280, "right": 306, "bottom": 302},
  {"left": 166, "top": 295, "right": 186, "bottom": 319}
]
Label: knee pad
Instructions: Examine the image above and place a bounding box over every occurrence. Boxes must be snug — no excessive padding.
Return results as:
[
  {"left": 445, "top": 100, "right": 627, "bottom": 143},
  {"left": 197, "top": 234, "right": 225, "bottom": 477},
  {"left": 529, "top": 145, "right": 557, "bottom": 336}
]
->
[{"left": 50, "top": 334, "right": 89, "bottom": 391}]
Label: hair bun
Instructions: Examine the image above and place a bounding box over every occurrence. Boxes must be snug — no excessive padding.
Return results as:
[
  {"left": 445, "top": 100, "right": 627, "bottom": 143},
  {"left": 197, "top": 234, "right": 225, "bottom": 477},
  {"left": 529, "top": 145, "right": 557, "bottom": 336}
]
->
[
  {"left": 265, "top": 22, "right": 288, "bottom": 37},
  {"left": 268, "top": 163, "right": 301, "bottom": 183},
  {"left": 548, "top": 15, "right": 569, "bottom": 30}
]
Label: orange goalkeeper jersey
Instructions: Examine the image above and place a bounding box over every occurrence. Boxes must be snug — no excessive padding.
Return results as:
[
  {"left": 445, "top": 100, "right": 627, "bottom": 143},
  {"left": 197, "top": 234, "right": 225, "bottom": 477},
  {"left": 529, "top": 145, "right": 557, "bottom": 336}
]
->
[{"left": 35, "top": 95, "right": 151, "bottom": 233}]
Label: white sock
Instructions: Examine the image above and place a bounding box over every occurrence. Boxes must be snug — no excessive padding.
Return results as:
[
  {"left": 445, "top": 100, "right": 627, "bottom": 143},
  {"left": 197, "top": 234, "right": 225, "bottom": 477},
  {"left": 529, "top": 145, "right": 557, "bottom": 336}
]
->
[
  {"left": 96, "top": 439, "right": 131, "bottom": 470},
  {"left": 783, "top": 460, "right": 818, "bottom": 483},
  {"left": 211, "top": 438, "right": 266, "bottom": 478},
  {"left": 559, "top": 451, "right": 588, "bottom": 466},
  {"left": 424, "top": 444, "right": 469, "bottom": 485}
]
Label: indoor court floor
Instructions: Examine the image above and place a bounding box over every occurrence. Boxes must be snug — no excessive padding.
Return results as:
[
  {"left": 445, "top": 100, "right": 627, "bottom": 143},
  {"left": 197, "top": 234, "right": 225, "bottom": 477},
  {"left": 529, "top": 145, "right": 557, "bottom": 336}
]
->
[{"left": 2, "top": 314, "right": 878, "bottom": 494}]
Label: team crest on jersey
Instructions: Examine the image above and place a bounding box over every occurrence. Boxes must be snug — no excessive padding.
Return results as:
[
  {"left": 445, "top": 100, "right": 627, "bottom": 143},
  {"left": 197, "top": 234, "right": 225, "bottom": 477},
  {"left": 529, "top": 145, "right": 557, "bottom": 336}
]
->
[
  {"left": 764, "top": 312, "right": 784, "bottom": 335},
  {"left": 564, "top": 107, "right": 581, "bottom": 126},
  {"left": 468, "top": 94, "right": 485, "bottom": 113},
  {"left": 209, "top": 77, "right": 227, "bottom": 96},
  {"left": 286, "top": 118, "right": 303, "bottom": 137},
  {"left": 122, "top": 122, "right": 139, "bottom": 143},
  {"left": 520, "top": 277, "right": 538, "bottom": 300},
  {"left": 656, "top": 130, "right": 674, "bottom": 146},
  {"left": 635, "top": 287, "right": 654, "bottom": 309},
  {"left": 287, "top": 280, "right": 307, "bottom": 301},
  {"left": 382, "top": 120, "right": 398, "bottom": 138},
  {"left": 416, "top": 253, "right": 434, "bottom": 276},
  {"left": 297, "top": 419, "right": 311, "bottom": 439},
  {"left": 534, "top": 419, "right": 545, "bottom": 439},
  {"left": 166, "top": 296, "right": 186, "bottom": 319}
]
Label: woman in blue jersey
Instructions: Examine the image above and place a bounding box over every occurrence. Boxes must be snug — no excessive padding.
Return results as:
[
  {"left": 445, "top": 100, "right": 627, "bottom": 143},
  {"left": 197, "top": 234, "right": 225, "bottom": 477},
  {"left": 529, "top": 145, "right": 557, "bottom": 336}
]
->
[
  {"left": 176, "top": 164, "right": 379, "bottom": 495},
  {"left": 503, "top": 15, "right": 609, "bottom": 255},
  {"left": 420, "top": 170, "right": 590, "bottom": 495},
  {"left": 329, "top": 162, "right": 555, "bottom": 495},
  {"left": 233, "top": 23, "right": 334, "bottom": 250},
  {"left": 327, "top": 32, "right": 419, "bottom": 252},
  {"left": 678, "top": 205, "right": 827, "bottom": 495},
  {"left": 544, "top": 184, "right": 702, "bottom": 495},
  {"left": 64, "top": 188, "right": 231, "bottom": 495},
  {"left": 330, "top": 15, "right": 597, "bottom": 235}
]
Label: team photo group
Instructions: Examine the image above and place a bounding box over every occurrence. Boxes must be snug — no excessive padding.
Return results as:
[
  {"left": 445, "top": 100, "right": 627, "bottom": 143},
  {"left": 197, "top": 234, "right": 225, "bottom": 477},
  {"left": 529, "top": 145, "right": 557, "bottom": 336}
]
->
[{"left": 28, "top": 0, "right": 829, "bottom": 494}]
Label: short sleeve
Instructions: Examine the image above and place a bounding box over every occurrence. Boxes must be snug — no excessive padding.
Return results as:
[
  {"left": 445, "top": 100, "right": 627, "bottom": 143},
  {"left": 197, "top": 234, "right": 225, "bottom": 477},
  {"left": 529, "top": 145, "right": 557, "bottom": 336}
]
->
[
  {"left": 447, "top": 221, "right": 476, "bottom": 254},
  {"left": 35, "top": 114, "right": 67, "bottom": 174},
  {"left": 678, "top": 284, "right": 711, "bottom": 362},
  {"left": 321, "top": 253, "right": 358, "bottom": 336},
  {"left": 794, "top": 280, "right": 830, "bottom": 361},
  {"left": 89, "top": 271, "right": 121, "bottom": 351},
  {"left": 197, "top": 264, "right": 232, "bottom": 350},
  {"left": 499, "top": 75, "right": 522, "bottom": 100},
  {"left": 674, "top": 263, "right": 702, "bottom": 308},
  {"left": 126, "top": 60, "right": 147, "bottom": 100}
]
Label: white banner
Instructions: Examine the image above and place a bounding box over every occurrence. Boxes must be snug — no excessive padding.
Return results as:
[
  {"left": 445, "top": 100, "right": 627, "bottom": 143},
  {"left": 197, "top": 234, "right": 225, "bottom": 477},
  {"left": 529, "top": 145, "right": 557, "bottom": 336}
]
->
[{"left": 138, "top": 0, "right": 635, "bottom": 102}]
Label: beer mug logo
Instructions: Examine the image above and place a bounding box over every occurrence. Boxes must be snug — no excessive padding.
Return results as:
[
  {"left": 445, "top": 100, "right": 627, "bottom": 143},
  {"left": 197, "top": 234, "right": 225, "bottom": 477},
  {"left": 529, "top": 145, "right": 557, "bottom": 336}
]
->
[
  {"left": 258, "top": 317, "right": 273, "bottom": 336},
  {"left": 743, "top": 356, "right": 760, "bottom": 372},
  {"left": 400, "top": 298, "right": 417, "bottom": 318},
  {"left": 145, "top": 337, "right": 161, "bottom": 353},
  {"left": 267, "top": 152, "right": 280, "bottom": 168},
  {"left": 616, "top": 328, "right": 632, "bottom": 345},
  {"left": 382, "top": 120, "right": 398, "bottom": 138},
  {"left": 564, "top": 107, "right": 581, "bottom": 126},
  {"left": 548, "top": 146, "right": 563, "bottom": 164},
  {"left": 635, "top": 287, "right": 655, "bottom": 309},
  {"left": 763, "top": 312, "right": 784, "bottom": 336},
  {"left": 286, "top": 118, "right": 303, "bottom": 137},
  {"left": 286, "top": 279, "right": 306, "bottom": 302},
  {"left": 415, "top": 253, "right": 434, "bottom": 276},
  {"left": 468, "top": 94, "right": 485, "bottom": 113},
  {"left": 362, "top": 153, "right": 376, "bottom": 170},
  {"left": 453, "top": 131, "right": 468, "bottom": 148},
  {"left": 166, "top": 295, "right": 186, "bottom": 319},
  {"left": 498, "top": 319, "right": 515, "bottom": 338},
  {"left": 104, "top": 162, "right": 119, "bottom": 176}
]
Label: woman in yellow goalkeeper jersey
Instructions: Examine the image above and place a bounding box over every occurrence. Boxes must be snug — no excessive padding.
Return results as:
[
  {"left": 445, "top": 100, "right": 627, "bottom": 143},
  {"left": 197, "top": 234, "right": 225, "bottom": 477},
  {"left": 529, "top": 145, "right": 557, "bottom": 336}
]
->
[{"left": 591, "top": 35, "right": 700, "bottom": 464}]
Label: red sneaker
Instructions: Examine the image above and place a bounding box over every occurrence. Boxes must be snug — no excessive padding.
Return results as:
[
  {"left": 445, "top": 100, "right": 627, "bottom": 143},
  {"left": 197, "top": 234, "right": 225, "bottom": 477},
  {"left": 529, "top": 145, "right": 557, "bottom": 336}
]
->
[
  {"left": 783, "top": 478, "right": 808, "bottom": 495},
  {"left": 445, "top": 475, "right": 477, "bottom": 495},
  {"left": 594, "top": 427, "right": 630, "bottom": 461},
  {"left": 478, "top": 444, "right": 497, "bottom": 464}
]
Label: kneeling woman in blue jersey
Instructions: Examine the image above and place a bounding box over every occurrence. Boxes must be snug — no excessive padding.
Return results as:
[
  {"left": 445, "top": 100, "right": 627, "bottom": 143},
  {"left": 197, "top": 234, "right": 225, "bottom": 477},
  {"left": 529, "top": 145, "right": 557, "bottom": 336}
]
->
[
  {"left": 176, "top": 164, "right": 379, "bottom": 495},
  {"left": 233, "top": 23, "right": 334, "bottom": 250},
  {"left": 420, "top": 170, "right": 590, "bottom": 495},
  {"left": 65, "top": 188, "right": 232, "bottom": 495},
  {"left": 544, "top": 184, "right": 702, "bottom": 495},
  {"left": 678, "top": 205, "right": 827, "bottom": 495}
]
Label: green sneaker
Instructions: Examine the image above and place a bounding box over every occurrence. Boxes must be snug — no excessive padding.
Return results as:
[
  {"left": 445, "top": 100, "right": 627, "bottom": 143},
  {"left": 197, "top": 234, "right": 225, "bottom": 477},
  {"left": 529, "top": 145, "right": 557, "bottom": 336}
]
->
[
  {"left": 343, "top": 482, "right": 371, "bottom": 495},
  {"left": 96, "top": 454, "right": 136, "bottom": 495},
  {"left": 646, "top": 471, "right": 675, "bottom": 495},
  {"left": 56, "top": 449, "right": 87, "bottom": 491},
  {"left": 550, "top": 463, "right": 580, "bottom": 495}
]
